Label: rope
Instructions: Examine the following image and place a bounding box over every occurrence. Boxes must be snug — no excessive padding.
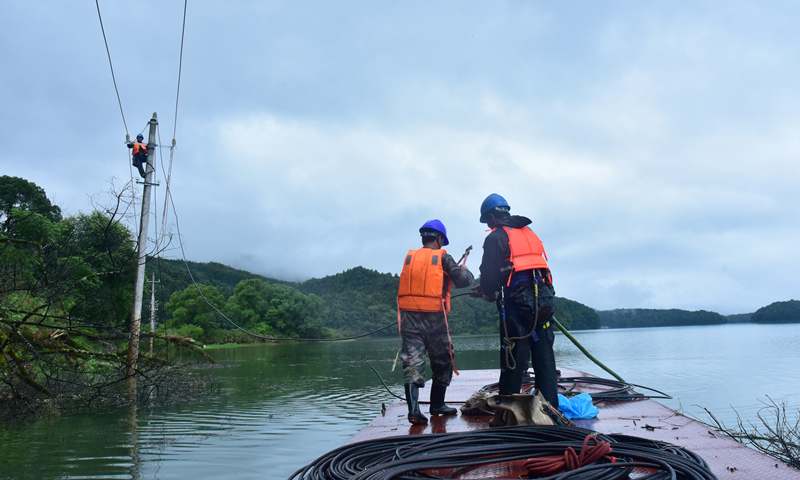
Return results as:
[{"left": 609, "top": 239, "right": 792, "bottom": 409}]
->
[
  {"left": 500, "top": 285, "right": 538, "bottom": 371},
  {"left": 94, "top": 0, "right": 128, "bottom": 135},
  {"left": 524, "top": 434, "right": 615, "bottom": 477},
  {"left": 441, "top": 298, "right": 458, "bottom": 376},
  {"left": 493, "top": 279, "right": 626, "bottom": 383}
]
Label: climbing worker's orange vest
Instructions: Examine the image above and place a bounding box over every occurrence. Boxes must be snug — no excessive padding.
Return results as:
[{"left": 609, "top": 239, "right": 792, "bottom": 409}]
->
[
  {"left": 132, "top": 142, "right": 147, "bottom": 156},
  {"left": 397, "top": 248, "right": 452, "bottom": 313},
  {"left": 498, "top": 226, "right": 550, "bottom": 285}
]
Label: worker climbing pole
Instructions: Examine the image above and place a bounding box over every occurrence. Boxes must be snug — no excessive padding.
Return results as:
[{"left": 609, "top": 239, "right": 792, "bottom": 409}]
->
[
  {"left": 126, "top": 113, "right": 158, "bottom": 401},
  {"left": 127, "top": 133, "right": 148, "bottom": 177}
]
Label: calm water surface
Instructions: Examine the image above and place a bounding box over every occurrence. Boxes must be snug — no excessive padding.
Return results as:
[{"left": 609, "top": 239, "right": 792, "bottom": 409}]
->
[{"left": 1, "top": 323, "right": 799, "bottom": 479}]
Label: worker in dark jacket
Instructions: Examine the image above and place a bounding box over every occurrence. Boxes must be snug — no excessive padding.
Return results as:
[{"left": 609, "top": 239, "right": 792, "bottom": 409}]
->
[
  {"left": 127, "top": 133, "right": 148, "bottom": 178},
  {"left": 473, "top": 194, "right": 559, "bottom": 408},
  {"left": 398, "top": 220, "right": 474, "bottom": 424}
]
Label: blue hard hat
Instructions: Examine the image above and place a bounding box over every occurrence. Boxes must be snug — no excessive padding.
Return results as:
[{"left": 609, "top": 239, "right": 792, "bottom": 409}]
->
[
  {"left": 136, "top": 133, "right": 144, "bottom": 139},
  {"left": 419, "top": 219, "right": 449, "bottom": 246},
  {"left": 479, "top": 193, "right": 510, "bottom": 223}
]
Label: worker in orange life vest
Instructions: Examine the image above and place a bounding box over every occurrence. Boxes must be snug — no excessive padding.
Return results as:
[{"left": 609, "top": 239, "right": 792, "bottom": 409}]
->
[
  {"left": 127, "top": 133, "right": 148, "bottom": 178},
  {"left": 473, "top": 194, "right": 559, "bottom": 408},
  {"left": 397, "top": 220, "right": 474, "bottom": 425}
]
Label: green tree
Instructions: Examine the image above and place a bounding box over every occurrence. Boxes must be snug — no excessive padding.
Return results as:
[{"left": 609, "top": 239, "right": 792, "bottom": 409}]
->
[
  {"left": 226, "top": 279, "right": 330, "bottom": 338},
  {"left": 0, "top": 176, "right": 62, "bottom": 234},
  {"left": 597, "top": 308, "right": 727, "bottom": 328},
  {"left": 1, "top": 180, "right": 212, "bottom": 418},
  {"left": 554, "top": 297, "right": 601, "bottom": 330},
  {"left": 751, "top": 300, "right": 800, "bottom": 324},
  {"left": 58, "top": 211, "right": 137, "bottom": 327},
  {"left": 165, "top": 284, "right": 227, "bottom": 337}
]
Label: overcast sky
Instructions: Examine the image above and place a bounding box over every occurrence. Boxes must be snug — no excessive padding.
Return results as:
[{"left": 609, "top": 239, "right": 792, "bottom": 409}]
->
[{"left": 2, "top": 1, "right": 798, "bottom": 314}]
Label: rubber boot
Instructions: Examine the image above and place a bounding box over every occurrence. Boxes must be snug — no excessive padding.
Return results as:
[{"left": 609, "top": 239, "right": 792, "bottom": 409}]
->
[
  {"left": 429, "top": 383, "right": 457, "bottom": 415},
  {"left": 405, "top": 384, "right": 428, "bottom": 425}
]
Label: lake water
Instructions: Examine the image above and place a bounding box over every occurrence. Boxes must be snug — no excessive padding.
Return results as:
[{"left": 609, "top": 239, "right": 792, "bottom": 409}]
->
[{"left": 1, "top": 323, "right": 799, "bottom": 479}]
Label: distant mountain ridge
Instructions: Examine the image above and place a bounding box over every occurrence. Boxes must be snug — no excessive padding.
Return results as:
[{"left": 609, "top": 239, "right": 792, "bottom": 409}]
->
[
  {"left": 146, "top": 259, "right": 601, "bottom": 335},
  {"left": 147, "top": 258, "right": 797, "bottom": 335},
  {"left": 596, "top": 308, "right": 727, "bottom": 329}
]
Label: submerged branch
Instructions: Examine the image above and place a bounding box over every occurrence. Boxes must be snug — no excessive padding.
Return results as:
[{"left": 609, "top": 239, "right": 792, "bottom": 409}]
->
[{"left": 698, "top": 398, "right": 800, "bottom": 470}]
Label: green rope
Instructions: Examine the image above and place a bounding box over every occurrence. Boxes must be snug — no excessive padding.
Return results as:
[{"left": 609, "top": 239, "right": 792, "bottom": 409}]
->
[{"left": 552, "top": 317, "right": 625, "bottom": 382}]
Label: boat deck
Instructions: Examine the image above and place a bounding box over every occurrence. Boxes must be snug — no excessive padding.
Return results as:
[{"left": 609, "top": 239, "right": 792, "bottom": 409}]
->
[{"left": 351, "top": 368, "right": 800, "bottom": 479}]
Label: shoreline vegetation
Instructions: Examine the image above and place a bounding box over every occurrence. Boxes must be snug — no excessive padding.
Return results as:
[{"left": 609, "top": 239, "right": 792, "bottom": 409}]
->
[
  {"left": 1, "top": 177, "right": 220, "bottom": 420},
  {"left": 2, "top": 177, "right": 799, "bottom": 472},
  {"left": 147, "top": 257, "right": 800, "bottom": 346}
]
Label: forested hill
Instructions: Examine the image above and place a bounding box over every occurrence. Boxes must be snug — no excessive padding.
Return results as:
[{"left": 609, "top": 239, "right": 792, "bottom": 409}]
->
[
  {"left": 148, "top": 257, "right": 297, "bottom": 301},
  {"left": 750, "top": 299, "right": 800, "bottom": 324},
  {"left": 597, "top": 308, "right": 727, "bottom": 328},
  {"left": 146, "top": 260, "right": 601, "bottom": 343},
  {"left": 726, "top": 313, "right": 753, "bottom": 324}
]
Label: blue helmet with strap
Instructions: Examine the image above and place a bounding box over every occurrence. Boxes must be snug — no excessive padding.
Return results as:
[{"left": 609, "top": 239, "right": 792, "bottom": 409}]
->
[
  {"left": 419, "top": 219, "right": 449, "bottom": 246},
  {"left": 479, "top": 193, "right": 510, "bottom": 223},
  {"left": 136, "top": 133, "right": 144, "bottom": 139}
]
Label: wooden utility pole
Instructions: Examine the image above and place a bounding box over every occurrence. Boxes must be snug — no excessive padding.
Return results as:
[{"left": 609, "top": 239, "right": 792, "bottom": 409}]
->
[
  {"left": 127, "top": 113, "right": 158, "bottom": 400},
  {"left": 149, "top": 272, "right": 160, "bottom": 357}
]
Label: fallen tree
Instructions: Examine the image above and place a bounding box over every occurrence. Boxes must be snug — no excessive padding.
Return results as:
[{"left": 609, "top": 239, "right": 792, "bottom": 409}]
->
[{"left": 0, "top": 178, "right": 215, "bottom": 421}]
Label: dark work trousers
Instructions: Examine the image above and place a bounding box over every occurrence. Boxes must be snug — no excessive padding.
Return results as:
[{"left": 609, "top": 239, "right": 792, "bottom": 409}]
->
[
  {"left": 497, "top": 282, "right": 559, "bottom": 408},
  {"left": 133, "top": 153, "right": 147, "bottom": 177}
]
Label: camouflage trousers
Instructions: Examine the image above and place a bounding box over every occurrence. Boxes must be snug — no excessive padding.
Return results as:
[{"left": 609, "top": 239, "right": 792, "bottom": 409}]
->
[{"left": 399, "top": 310, "right": 454, "bottom": 387}]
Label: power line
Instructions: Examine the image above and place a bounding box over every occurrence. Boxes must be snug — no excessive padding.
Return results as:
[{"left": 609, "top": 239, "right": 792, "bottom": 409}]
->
[
  {"left": 173, "top": 0, "right": 188, "bottom": 140},
  {"left": 94, "top": 0, "right": 128, "bottom": 135},
  {"left": 163, "top": 189, "right": 396, "bottom": 342},
  {"left": 140, "top": 1, "right": 393, "bottom": 343}
]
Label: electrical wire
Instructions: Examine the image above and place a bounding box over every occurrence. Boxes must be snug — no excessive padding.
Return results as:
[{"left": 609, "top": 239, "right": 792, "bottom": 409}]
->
[
  {"left": 161, "top": 141, "right": 175, "bottom": 234},
  {"left": 94, "top": 0, "right": 128, "bottom": 135},
  {"left": 122, "top": 0, "right": 393, "bottom": 344},
  {"left": 478, "top": 376, "right": 673, "bottom": 402},
  {"left": 153, "top": 125, "right": 161, "bottom": 242},
  {"left": 369, "top": 367, "right": 405, "bottom": 401},
  {"left": 370, "top": 367, "right": 671, "bottom": 407},
  {"left": 162, "top": 188, "right": 396, "bottom": 342},
  {"left": 288, "top": 425, "right": 718, "bottom": 480},
  {"left": 173, "top": 0, "right": 188, "bottom": 140}
]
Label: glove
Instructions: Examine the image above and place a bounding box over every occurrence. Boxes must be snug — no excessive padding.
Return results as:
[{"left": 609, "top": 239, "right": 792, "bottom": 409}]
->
[{"left": 469, "top": 285, "right": 483, "bottom": 298}]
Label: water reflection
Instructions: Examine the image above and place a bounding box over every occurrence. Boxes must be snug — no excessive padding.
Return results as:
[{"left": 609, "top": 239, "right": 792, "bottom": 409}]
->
[{"left": 0, "top": 323, "right": 798, "bottom": 480}]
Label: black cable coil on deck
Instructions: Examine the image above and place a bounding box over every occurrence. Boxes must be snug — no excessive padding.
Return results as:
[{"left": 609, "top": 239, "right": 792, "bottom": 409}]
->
[
  {"left": 479, "top": 376, "right": 673, "bottom": 402},
  {"left": 288, "top": 425, "right": 717, "bottom": 480}
]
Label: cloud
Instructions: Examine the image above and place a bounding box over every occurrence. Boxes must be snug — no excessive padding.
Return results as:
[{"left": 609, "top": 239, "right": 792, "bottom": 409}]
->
[{"left": 3, "top": 1, "right": 799, "bottom": 314}]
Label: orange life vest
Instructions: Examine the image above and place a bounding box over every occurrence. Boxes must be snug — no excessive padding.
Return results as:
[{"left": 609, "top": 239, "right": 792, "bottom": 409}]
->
[
  {"left": 397, "top": 248, "right": 452, "bottom": 312},
  {"left": 498, "top": 226, "right": 550, "bottom": 285},
  {"left": 132, "top": 141, "right": 147, "bottom": 156}
]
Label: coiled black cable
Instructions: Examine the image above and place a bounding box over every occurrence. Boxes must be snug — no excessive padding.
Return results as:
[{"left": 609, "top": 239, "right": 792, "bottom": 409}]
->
[
  {"left": 479, "top": 376, "right": 672, "bottom": 402},
  {"left": 287, "top": 425, "right": 717, "bottom": 480}
]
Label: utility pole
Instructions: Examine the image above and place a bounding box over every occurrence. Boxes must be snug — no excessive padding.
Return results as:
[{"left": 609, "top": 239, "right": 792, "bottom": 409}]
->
[
  {"left": 127, "top": 113, "right": 158, "bottom": 401},
  {"left": 149, "top": 272, "right": 160, "bottom": 357}
]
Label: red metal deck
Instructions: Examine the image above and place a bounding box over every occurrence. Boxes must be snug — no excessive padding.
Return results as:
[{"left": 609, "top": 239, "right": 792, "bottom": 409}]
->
[{"left": 350, "top": 368, "right": 800, "bottom": 479}]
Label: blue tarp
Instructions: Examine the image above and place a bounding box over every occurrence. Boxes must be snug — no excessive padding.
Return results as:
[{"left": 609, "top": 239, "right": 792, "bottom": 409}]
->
[{"left": 557, "top": 393, "right": 599, "bottom": 419}]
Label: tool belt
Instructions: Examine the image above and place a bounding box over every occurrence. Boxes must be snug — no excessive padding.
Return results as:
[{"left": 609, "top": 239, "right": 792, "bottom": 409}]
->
[{"left": 502, "top": 267, "right": 552, "bottom": 288}]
